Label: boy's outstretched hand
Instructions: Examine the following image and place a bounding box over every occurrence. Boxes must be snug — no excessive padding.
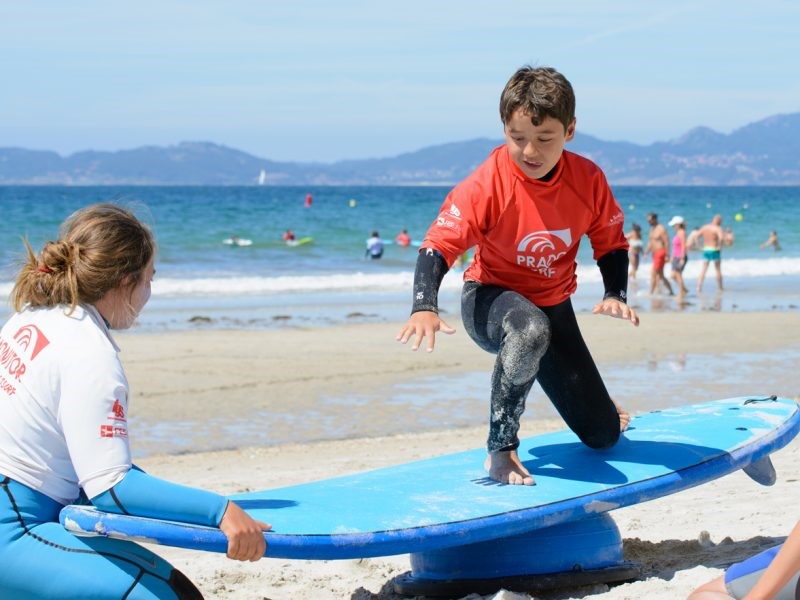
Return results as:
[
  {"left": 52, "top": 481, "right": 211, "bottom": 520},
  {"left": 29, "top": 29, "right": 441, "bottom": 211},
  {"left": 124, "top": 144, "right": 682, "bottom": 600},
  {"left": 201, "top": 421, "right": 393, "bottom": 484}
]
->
[
  {"left": 396, "top": 310, "right": 456, "bottom": 352},
  {"left": 591, "top": 298, "right": 639, "bottom": 326}
]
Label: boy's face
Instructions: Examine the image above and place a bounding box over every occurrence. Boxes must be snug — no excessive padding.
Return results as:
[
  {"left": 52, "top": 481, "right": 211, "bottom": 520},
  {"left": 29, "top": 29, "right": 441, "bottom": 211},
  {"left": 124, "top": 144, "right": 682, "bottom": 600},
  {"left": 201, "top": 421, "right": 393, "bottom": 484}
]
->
[{"left": 504, "top": 109, "right": 575, "bottom": 180}]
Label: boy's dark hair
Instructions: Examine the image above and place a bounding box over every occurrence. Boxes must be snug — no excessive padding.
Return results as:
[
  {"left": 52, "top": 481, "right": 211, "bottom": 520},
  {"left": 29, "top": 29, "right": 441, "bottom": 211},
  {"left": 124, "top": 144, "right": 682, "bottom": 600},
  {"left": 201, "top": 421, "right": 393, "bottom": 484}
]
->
[{"left": 499, "top": 66, "right": 576, "bottom": 131}]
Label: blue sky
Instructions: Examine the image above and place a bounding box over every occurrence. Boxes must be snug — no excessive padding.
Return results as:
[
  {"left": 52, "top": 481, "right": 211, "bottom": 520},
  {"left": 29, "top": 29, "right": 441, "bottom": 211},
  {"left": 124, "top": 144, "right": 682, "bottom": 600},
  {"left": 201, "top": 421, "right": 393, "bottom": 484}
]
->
[{"left": 2, "top": 1, "right": 798, "bottom": 162}]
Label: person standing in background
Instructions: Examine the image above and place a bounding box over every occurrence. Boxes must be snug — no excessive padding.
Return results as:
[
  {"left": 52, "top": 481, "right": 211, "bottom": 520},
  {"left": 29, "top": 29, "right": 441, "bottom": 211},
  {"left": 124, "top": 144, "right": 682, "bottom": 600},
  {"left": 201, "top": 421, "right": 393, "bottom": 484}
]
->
[
  {"left": 645, "top": 213, "right": 674, "bottom": 296},
  {"left": 696, "top": 214, "right": 725, "bottom": 293},
  {"left": 626, "top": 223, "right": 644, "bottom": 279},
  {"left": 668, "top": 216, "right": 689, "bottom": 301}
]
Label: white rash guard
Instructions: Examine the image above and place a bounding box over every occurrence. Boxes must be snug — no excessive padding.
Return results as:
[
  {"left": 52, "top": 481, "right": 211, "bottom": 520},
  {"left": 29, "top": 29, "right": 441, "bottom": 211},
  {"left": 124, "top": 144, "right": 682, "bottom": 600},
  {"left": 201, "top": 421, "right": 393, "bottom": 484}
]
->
[{"left": 0, "top": 304, "right": 131, "bottom": 505}]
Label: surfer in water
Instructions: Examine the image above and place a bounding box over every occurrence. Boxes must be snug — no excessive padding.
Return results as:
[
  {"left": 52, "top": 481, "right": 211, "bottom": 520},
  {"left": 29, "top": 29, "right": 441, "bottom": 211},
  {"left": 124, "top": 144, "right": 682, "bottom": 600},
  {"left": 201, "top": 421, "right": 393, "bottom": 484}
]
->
[
  {"left": 396, "top": 66, "right": 637, "bottom": 486},
  {"left": 365, "top": 230, "right": 384, "bottom": 259},
  {"left": 0, "top": 204, "right": 271, "bottom": 598}
]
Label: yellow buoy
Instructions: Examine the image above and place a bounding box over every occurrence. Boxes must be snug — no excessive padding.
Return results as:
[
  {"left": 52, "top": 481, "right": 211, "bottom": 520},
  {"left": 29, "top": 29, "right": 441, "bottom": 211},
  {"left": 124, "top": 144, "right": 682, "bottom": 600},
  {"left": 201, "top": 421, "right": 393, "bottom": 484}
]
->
[
  {"left": 735, "top": 213, "right": 743, "bottom": 222},
  {"left": 349, "top": 199, "right": 357, "bottom": 208}
]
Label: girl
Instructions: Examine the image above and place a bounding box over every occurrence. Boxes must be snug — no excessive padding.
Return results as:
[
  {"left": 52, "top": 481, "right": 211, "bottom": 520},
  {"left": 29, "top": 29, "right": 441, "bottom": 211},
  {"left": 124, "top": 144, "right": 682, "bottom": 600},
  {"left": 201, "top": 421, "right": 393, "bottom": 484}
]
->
[{"left": 0, "top": 203, "right": 271, "bottom": 599}]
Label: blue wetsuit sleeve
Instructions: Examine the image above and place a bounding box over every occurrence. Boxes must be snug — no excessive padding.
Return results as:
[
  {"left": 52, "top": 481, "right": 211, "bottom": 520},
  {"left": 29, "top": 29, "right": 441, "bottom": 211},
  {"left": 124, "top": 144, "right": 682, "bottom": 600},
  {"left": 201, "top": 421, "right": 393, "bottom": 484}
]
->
[
  {"left": 597, "top": 249, "right": 629, "bottom": 303},
  {"left": 91, "top": 468, "right": 229, "bottom": 528},
  {"left": 411, "top": 248, "right": 449, "bottom": 314}
]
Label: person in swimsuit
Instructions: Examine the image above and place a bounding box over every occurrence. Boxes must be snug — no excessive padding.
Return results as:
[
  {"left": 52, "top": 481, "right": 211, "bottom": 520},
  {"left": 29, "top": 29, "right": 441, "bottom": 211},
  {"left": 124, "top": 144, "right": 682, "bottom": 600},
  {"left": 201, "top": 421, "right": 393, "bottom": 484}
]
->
[
  {"left": 689, "top": 521, "right": 800, "bottom": 599},
  {"left": 645, "top": 212, "right": 674, "bottom": 296},
  {"left": 668, "top": 215, "right": 689, "bottom": 300},
  {"left": 396, "top": 66, "right": 638, "bottom": 486},
  {"left": 760, "top": 230, "right": 781, "bottom": 251},
  {"left": 697, "top": 214, "right": 725, "bottom": 293},
  {"left": 0, "top": 203, "right": 271, "bottom": 599},
  {"left": 395, "top": 229, "right": 412, "bottom": 247},
  {"left": 626, "top": 223, "right": 644, "bottom": 279}
]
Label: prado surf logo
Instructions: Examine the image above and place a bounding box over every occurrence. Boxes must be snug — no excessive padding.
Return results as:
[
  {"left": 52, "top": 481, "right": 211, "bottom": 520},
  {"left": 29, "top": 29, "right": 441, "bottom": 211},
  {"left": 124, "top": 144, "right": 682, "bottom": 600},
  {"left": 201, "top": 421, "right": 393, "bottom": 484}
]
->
[{"left": 516, "top": 228, "right": 572, "bottom": 277}]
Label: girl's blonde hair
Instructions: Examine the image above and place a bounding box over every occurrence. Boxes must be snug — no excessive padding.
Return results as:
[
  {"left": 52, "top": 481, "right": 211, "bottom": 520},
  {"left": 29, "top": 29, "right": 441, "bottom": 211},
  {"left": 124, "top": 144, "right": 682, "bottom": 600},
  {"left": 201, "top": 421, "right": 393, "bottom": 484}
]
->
[{"left": 11, "top": 203, "right": 155, "bottom": 314}]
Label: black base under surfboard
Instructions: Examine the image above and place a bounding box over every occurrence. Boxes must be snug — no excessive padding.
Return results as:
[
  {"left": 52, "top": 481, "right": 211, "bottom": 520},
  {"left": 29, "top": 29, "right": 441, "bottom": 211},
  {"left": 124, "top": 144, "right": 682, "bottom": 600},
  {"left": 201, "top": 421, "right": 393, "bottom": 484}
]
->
[{"left": 393, "top": 564, "right": 640, "bottom": 597}]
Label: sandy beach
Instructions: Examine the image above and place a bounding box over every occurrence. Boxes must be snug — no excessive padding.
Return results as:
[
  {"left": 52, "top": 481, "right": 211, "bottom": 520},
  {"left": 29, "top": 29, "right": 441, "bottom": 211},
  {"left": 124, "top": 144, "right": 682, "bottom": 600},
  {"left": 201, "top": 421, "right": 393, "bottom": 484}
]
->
[{"left": 117, "top": 311, "right": 800, "bottom": 599}]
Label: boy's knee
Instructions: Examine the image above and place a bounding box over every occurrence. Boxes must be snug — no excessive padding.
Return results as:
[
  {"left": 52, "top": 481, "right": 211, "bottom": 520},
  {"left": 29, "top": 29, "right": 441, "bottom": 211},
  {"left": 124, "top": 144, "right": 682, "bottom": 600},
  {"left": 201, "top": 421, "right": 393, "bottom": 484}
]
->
[
  {"left": 507, "top": 310, "right": 551, "bottom": 348},
  {"left": 579, "top": 424, "right": 620, "bottom": 450},
  {"left": 501, "top": 314, "right": 551, "bottom": 384}
]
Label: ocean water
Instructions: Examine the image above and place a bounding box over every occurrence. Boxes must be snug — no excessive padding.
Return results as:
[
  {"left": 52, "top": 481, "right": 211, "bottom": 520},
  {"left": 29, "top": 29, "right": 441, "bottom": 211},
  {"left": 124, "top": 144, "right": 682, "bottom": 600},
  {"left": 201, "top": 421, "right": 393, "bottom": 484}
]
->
[{"left": 1, "top": 185, "right": 798, "bottom": 330}]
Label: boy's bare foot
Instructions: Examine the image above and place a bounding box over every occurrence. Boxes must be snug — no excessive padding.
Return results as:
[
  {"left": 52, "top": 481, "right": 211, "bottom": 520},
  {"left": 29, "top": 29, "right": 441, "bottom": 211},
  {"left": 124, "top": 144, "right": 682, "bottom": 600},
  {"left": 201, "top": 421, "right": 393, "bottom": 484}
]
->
[
  {"left": 615, "top": 401, "right": 631, "bottom": 432},
  {"left": 484, "top": 450, "right": 534, "bottom": 485}
]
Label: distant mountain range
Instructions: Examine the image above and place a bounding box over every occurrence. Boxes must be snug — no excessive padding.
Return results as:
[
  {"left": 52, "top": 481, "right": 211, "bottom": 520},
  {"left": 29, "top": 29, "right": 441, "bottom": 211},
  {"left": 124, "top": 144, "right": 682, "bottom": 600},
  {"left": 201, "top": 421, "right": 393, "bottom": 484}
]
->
[{"left": 2, "top": 113, "right": 799, "bottom": 186}]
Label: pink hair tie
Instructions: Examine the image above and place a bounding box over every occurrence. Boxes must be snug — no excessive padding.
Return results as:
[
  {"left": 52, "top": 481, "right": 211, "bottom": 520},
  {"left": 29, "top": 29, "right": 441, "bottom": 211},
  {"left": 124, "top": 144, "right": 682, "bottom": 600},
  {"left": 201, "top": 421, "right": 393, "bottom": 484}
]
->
[{"left": 38, "top": 265, "right": 54, "bottom": 274}]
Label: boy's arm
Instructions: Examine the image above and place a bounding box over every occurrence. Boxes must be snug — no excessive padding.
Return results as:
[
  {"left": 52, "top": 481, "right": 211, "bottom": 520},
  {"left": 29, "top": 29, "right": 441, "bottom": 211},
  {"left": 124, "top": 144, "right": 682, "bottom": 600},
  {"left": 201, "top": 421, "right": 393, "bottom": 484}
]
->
[
  {"left": 593, "top": 249, "right": 639, "bottom": 326},
  {"left": 396, "top": 248, "right": 456, "bottom": 352},
  {"left": 410, "top": 248, "right": 448, "bottom": 314},
  {"left": 596, "top": 249, "right": 628, "bottom": 303}
]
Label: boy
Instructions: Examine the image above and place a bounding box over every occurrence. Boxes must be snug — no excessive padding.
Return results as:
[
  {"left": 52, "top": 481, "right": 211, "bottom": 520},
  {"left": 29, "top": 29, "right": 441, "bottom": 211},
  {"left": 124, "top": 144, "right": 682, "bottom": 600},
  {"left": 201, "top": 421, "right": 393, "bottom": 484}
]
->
[{"left": 396, "top": 66, "right": 638, "bottom": 486}]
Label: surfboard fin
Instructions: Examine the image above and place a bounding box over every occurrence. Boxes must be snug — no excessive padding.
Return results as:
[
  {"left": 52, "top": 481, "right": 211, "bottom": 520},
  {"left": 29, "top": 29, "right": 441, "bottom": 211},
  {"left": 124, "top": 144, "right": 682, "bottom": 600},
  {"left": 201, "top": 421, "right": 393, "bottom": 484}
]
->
[{"left": 742, "top": 456, "right": 777, "bottom": 486}]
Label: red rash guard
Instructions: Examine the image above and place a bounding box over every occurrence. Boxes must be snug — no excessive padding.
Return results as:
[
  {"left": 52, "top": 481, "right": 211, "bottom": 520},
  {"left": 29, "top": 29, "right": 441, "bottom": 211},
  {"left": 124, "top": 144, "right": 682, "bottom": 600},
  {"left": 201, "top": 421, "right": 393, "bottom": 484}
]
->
[{"left": 422, "top": 145, "right": 628, "bottom": 307}]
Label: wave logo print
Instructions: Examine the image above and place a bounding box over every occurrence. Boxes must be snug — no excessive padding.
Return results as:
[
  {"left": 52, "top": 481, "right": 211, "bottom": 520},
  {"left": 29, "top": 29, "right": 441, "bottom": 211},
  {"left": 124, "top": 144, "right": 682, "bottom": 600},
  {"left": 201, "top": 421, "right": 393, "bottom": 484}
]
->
[
  {"left": 516, "top": 228, "right": 572, "bottom": 278},
  {"left": 13, "top": 325, "right": 50, "bottom": 361}
]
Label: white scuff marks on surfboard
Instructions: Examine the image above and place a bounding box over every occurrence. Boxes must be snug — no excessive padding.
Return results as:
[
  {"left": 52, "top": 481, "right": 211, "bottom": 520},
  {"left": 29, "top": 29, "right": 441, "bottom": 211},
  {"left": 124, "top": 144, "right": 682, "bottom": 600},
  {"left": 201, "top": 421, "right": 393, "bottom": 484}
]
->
[
  {"left": 332, "top": 525, "right": 368, "bottom": 535},
  {"left": 108, "top": 532, "right": 160, "bottom": 544},
  {"left": 397, "top": 491, "right": 475, "bottom": 526},
  {"left": 61, "top": 517, "right": 92, "bottom": 535},
  {"left": 389, "top": 515, "right": 439, "bottom": 529},
  {"left": 628, "top": 431, "right": 703, "bottom": 444},
  {"left": 584, "top": 500, "right": 620, "bottom": 513},
  {"left": 750, "top": 411, "right": 791, "bottom": 427}
]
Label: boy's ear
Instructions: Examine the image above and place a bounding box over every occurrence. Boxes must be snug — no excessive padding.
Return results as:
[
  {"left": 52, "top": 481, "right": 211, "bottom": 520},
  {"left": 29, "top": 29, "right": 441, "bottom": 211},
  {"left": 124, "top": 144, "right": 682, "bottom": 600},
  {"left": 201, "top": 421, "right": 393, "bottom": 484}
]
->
[{"left": 565, "top": 118, "right": 577, "bottom": 141}]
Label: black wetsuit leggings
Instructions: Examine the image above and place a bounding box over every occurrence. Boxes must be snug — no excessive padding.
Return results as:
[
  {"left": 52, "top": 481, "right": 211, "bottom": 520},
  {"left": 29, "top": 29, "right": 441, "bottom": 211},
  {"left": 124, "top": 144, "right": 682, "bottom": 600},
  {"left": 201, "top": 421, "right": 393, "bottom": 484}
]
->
[{"left": 461, "top": 281, "right": 620, "bottom": 453}]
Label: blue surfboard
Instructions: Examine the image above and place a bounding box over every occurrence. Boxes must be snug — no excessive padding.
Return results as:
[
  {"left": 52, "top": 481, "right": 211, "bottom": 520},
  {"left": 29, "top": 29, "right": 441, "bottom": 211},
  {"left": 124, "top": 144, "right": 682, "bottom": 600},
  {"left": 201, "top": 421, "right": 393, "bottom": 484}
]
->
[{"left": 61, "top": 396, "right": 799, "bottom": 566}]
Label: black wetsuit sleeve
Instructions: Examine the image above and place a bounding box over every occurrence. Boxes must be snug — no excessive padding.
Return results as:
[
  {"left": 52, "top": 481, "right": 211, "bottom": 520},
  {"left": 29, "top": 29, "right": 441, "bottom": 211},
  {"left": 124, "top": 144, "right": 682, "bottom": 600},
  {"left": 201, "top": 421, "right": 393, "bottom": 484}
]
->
[
  {"left": 597, "top": 249, "right": 629, "bottom": 302},
  {"left": 411, "top": 248, "right": 449, "bottom": 314}
]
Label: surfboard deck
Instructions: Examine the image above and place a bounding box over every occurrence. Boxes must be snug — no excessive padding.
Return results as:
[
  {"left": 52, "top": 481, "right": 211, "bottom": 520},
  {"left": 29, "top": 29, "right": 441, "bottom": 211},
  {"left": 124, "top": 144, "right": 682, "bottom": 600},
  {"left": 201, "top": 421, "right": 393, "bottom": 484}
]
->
[{"left": 61, "top": 396, "right": 799, "bottom": 561}]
